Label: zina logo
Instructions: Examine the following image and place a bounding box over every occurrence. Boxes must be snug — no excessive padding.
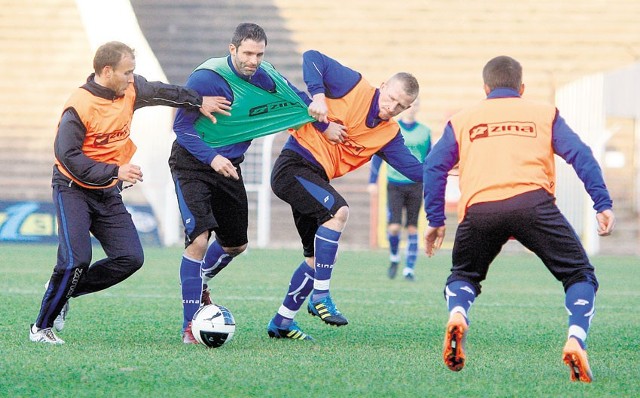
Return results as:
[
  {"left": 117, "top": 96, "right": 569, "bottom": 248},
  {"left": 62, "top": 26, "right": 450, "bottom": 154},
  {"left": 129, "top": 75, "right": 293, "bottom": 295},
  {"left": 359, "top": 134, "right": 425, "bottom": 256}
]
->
[
  {"left": 341, "top": 137, "right": 365, "bottom": 155},
  {"left": 469, "top": 121, "right": 536, "bottom": 141},
  {"left": 249, "top": 101, "right": 302, "bottom": 117},
  {"left": 93, "top": 125, "right": 130, "bottom": 146}
]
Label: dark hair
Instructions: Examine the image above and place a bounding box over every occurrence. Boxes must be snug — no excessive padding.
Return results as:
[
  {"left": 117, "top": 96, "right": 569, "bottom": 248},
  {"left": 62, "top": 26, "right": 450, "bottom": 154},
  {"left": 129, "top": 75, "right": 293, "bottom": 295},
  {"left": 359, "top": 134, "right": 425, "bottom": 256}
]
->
[
  {"left": 390, "top": 72, "right": 420, "bottom": 97},
  {"left": 93, "top": 41, "right": 135, "bottom": 75},
  {"left": 231, "top": 23, "right": 268, "bottom": 48},
  {"left": 482, "top": 56, "right": 522, "bottom": 91}
]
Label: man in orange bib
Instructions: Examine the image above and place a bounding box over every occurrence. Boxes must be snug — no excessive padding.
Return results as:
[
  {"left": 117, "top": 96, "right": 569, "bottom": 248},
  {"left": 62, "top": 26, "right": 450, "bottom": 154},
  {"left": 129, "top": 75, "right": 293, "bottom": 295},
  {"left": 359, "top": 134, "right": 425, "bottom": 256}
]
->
[
  {"left": 29, "top": 41, "right": 229, "bottom": 344},
  {"left": 267, "top": 50, "right": 423, "bottom": 340},
  {"left": 423, "top": 55, "right": 615, "bottom": 382}
]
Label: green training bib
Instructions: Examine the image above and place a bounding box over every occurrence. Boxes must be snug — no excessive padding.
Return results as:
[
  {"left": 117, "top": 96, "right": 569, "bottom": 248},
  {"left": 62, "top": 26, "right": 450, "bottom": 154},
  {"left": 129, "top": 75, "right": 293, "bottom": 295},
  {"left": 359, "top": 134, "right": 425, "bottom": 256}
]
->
[{"left": 193, "top": 57, "right": 314, "bottom": 147}]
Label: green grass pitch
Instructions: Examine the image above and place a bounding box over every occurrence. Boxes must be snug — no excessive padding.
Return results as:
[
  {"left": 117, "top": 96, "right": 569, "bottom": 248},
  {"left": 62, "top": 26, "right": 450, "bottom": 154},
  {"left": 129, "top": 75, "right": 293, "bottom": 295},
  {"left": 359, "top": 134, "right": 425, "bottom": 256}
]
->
[{"left": 1, "top": 244, "right": 638, "bottom": 397}]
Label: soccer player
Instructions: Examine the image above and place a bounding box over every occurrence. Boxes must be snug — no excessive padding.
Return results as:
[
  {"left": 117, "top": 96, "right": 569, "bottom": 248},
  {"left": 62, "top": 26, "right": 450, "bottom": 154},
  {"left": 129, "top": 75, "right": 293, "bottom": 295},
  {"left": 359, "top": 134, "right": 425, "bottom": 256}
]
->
[
  {"left": 267, "top": 50, "right": 423, "bottom": 340},
  {"left": 170, "top": 23, "right": 316, "bottom": 343},
  {"left": 423, "top": 55, "right": 615, "bottom": 382},
  {"left": 368, "top": 97, "right": 431, "bottom": 280},
  {"left": 29, "top": 41, "right": 230, "bottom": 344}
]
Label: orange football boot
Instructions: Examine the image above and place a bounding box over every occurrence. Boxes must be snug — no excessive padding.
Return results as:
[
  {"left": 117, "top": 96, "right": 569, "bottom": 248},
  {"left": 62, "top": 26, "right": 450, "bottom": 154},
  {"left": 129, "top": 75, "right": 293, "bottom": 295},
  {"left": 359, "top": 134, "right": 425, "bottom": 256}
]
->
[
  {"left": 562, "top": 337, "right": 593, "bottom": 383},
  {"left": 443, "top": 312, "right": 468, "bottom": 371}
]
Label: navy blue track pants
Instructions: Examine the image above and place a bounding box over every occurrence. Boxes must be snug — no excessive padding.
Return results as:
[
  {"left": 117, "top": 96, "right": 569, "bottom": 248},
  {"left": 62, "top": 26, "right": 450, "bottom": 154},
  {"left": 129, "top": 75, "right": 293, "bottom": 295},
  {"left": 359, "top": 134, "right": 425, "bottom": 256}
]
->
[{"left": 35, "top": 183, "right": 144, "bottom": 329}]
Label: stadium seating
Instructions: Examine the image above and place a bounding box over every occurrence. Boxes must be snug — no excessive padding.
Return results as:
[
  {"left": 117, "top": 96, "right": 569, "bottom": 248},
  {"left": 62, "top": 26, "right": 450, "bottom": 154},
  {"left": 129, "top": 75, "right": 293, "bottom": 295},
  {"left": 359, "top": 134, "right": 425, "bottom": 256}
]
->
[
  {"left": 0, "top": 0, "right": 91, "bottom": 201},
  {"left": 1, "top": 0, "right": 638, "bottom": 253}
]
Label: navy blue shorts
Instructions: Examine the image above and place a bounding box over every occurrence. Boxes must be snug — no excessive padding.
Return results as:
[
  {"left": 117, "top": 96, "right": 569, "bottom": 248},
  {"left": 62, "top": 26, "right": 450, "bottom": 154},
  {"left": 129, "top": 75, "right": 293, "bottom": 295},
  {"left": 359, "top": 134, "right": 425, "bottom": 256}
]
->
[
  {"left": 271, "top": 150, "right": 348, "bottom": 257},
  {"left": 448, "top": 188, "right": 598, "bottom": 295},
  {"left": 169, "top": 142, "right": 248, "bottom": 248},
  {"left": 387, "top": 181, "right": 423, "bottom": 227}
]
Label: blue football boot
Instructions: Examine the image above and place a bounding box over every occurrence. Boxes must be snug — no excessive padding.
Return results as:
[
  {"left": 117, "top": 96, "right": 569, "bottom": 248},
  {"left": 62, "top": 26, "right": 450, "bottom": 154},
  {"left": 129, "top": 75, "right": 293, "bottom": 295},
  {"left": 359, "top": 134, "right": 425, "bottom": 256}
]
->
[
  {"left": 307, "top": 295, "right": 348, "bottom": 326},
  {"left": 267, "top": 319, "right": 314, "bottom": 341}
]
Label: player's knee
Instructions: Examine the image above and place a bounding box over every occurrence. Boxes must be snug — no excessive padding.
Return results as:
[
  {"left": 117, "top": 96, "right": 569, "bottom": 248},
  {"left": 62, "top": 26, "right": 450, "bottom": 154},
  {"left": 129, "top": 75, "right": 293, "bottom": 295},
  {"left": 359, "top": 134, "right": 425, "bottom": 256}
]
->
[
  {"left": 323, "top": 206, "right": 349, "bottom": 232},
  {"left": 186, "top": 232, "right": 210, "bottom": 259},
  {"left": 334, "top": 206, "right": 349, "bottom": 225},
  {"left": 388, "top": 223, "right": 401, "bottom": 234},
  {"left": 120, "top": 251, "right": 144, "bottom": 274},
  {"left": 130, "top": 249, "right": 144, "bottom": 269},
  {"left": 224, "top": 243, "right": 247, "bottom": 257}
]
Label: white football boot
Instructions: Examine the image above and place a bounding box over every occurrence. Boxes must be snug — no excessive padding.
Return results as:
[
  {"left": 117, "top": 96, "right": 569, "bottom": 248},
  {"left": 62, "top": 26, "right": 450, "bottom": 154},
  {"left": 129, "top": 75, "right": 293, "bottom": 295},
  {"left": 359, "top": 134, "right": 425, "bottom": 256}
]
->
[{"left": 29, "top": 324, "right": 65, "bottom": 345}]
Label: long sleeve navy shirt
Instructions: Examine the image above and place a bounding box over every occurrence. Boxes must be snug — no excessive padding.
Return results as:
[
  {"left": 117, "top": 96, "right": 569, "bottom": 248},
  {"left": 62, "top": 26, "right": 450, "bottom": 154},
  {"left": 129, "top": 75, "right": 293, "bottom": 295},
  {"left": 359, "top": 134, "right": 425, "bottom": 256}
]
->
[{"left": 424, "top": 88, "right": 613, "bottom": 227}]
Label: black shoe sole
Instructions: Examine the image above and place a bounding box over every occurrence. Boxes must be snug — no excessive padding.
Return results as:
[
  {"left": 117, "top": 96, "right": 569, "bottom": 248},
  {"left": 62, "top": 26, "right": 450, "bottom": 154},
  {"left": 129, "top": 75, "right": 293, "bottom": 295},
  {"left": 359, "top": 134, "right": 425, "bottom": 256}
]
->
[{"left": 307, "top": 307, "right": 349, "bottom": 326}]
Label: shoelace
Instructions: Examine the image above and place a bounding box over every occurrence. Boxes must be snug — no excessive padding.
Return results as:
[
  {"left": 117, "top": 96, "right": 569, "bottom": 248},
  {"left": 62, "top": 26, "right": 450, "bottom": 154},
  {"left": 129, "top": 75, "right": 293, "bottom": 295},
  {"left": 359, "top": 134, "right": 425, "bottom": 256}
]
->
[
  {"left": 322, "top": 297, "right": 339, "bottom": 314},
  {"left": 288, "top": 321, "right": 308, "bottom": 339},
  {"left": 43, "top": 328, "right": 58, "bottom": 341}
]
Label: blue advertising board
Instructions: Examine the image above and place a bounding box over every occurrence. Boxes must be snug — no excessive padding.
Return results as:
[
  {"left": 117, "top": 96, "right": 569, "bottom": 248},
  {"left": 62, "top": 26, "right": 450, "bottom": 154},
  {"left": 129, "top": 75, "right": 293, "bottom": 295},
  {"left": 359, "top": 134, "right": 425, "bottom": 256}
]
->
[{"left": 0, "top": 201, "right": 161, "bottom": 246}]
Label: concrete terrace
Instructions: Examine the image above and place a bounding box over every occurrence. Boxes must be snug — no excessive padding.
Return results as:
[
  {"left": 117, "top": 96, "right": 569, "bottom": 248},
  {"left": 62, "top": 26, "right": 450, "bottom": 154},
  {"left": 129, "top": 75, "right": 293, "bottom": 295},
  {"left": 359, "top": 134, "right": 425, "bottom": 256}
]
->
[{"left": 1, "top": 0, "right": 638, "bottom": 253}]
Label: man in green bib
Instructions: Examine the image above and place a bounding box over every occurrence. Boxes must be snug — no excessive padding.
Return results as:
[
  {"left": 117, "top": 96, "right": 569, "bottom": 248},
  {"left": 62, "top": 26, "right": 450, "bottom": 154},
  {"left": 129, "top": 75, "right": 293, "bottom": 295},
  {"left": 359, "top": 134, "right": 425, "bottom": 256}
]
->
[{"left": 169, "top": 22, "right": 317, "bottom": 343}]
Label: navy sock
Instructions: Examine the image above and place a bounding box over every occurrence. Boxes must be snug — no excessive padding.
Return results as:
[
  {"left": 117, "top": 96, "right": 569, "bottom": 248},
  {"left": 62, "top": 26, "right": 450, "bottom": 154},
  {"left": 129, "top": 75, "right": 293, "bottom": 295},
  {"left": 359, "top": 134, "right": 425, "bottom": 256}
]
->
[
  {"left": 565, "top": 281, "right": 596, "bottom": 348},
  {"left": 180, "top": 256, "right": 202, "bottom": 331},
  {"left": 273, "top": 261, "right": 315, "bottom": 328},
  {"left": 445, "top": 280, "right": 476, "bottom": 323},
  {"left": 388, "top": 233, "right": 400, "bottom": 263},
  {"left": 312, "top": 226, "right": 341, "bottom": 302},
  {"left": 202, "top": 240, "right": 233, "bottom": 283},
  {"left": 405, "top": 233, "right": 418, "bottom": 270}
]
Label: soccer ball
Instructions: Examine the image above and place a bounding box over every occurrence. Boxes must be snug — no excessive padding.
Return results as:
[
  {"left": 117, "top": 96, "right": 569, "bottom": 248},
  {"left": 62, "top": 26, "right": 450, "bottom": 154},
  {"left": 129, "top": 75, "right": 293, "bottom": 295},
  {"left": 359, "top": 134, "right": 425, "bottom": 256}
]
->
[{"left": 191, "top": 304, "right": 236, "bottom": 348}]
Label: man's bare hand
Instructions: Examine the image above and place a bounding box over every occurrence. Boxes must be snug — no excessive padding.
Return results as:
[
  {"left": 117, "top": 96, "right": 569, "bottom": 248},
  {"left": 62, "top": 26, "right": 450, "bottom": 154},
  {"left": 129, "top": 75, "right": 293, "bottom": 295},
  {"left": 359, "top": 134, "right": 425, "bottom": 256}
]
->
[
  {"left": 118, "top": 163, "right": 143, "bottom": 184},
  {"left": 323, "top": 121, "right": 348, "bottom": 144},
  {"left": 424, "top": 225, "right": 446, "bottom": 257},
  {"left": 596, "top": 209, "right": 615, "bottom": 236},
  {"left": 210, "top": 154, "right": 239, "bottom": 180},
  {"left": 308, "top": 93, "right": 329, "bottom": 123},
  {"left": 200, "top": 96, "right": 232, "bottom": 123}
]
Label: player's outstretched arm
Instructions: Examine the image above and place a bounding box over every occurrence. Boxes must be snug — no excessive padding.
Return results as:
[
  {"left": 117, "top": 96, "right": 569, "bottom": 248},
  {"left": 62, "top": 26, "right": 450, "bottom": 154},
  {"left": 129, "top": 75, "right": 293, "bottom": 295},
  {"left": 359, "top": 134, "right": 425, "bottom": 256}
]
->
[{"left": 199, "top": 96, "right": 232, "bottom": 124}]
